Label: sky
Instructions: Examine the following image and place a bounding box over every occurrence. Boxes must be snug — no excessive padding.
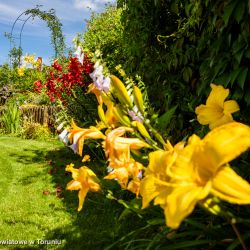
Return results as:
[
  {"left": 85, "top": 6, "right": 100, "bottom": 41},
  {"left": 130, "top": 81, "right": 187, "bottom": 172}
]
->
[{"left": 0, "top": 0, "right": 116, "bottom": 65}]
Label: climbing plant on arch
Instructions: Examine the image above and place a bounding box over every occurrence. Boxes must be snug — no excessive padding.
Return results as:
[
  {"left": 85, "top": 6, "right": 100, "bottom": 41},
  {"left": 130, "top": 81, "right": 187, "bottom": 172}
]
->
[
  {"left": 7, "top": 5, "right": 65, "bottom": 67},
  {"left": 24, "top": 7, "right": 65, "bottom": 58}
]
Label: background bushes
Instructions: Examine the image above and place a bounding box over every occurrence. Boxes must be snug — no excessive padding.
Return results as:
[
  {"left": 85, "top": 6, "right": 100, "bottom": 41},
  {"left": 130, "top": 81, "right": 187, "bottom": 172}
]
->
[{"left": 81, "top": 0, "right": 250, "bottom": 141}]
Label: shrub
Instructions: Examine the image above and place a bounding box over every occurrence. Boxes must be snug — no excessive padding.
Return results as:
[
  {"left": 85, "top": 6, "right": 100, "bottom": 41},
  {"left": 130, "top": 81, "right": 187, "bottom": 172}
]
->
[
  {"left": 20, "top": 120, "right": 53, "bottom": 140},
  {"left": 0, "top": 101, "right": 21, "bottom": 134},
  {"left": 79, "top": 6, "right": 124, "bottom": 72}
]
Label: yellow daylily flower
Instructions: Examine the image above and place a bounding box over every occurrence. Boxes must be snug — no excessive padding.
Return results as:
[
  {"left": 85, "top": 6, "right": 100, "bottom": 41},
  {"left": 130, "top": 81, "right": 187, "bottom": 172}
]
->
[
  {"left": 141, "top": 122, "right": 250, "bottom": 229},
  {"left": 127, "top": 178, "right": 141, "bottom": 197},
  {"left": 165, "top": 122, "right": 250, "bottom": 229},
  {"left": 66, "top": 164, "right": 101, "bottom": 211},
  {"left": 17, "top": 67, "right": 25, "bottom": 76},
  {"left": 23, "top": 54, "right": 35, "bottom": 64},
  {"left": 68, "top": 120, "right": 106, "bottom": 156},
  {"left": 140, "top": 142, "right": 184, "bottom": 209},
  {"left": 89, "top": 83, "right": 119, "bottom": 128},
  {"left": 104, "top": 127, "right": 150, "bottom": 168},
  {"left": 103, "top": 127, "right": 148, "bottom": 190},
  {"left": 104, "top": 160, "right": 143, "bottom": 188},
  {"left": 195, "top": 84, "right": 239, "bottom": 129},
  {"left": 104, "top": 167, "right": 129, "bottom": 188}
]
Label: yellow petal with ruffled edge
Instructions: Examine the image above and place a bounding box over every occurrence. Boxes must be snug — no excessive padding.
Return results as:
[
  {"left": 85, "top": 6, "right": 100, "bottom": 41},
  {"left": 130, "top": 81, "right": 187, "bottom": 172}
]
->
[
  {"left": 77, "top": 187, "right": 89, "bottom": 211},
  {"left": 224, "top": 100, "right": 240, "bottom": 114},
  {"left": 209, "top": 114, "right": 233, "bottom": 129},
  {"left": 206, "top": 84, "right": 229, "bottom": 107},
  {"left": 211, "top": 166, "right": 250, "bottom": 204},
  {"left": 195, "top": 105, "right": 223, "bottom": 125},
  {"left": 165, "top": 182, "right": 211, "bottom": 229},
  {"left": 203, "top": 122, "right": 250, "bottom": 167},
  {"left": 140, "top": 176, "right": 160, "bottom": 208}
]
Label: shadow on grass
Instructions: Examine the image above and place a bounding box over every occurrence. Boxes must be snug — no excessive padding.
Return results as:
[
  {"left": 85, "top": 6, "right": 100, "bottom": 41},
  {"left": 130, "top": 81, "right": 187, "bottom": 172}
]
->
[
  {"left": 42, "top": 147, "right": 145, "bottom": 249},
  {"left": 8, "top": 149, "right": 48, "bottom": 165},
  {"left": 10, "top": 140, "right": 250, "bottom": 250},
  {"left": 37, "top": 148, "right": 250, "bottom": 250},
  {"left": 10, "top": 145, "right": 147, "bottom": 250}
]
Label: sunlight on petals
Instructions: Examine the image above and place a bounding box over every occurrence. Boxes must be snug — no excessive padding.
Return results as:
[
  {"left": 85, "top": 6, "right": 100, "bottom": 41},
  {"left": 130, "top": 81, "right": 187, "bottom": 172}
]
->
[{"left": 195, "top": 84, "right": 239, "bottom": 129}]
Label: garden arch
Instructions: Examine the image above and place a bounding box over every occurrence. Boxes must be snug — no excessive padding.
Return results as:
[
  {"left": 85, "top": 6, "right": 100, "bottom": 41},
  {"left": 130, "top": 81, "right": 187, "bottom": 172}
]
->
[{"left": 9, "top": 5, "right": 65, "bottom": 67}]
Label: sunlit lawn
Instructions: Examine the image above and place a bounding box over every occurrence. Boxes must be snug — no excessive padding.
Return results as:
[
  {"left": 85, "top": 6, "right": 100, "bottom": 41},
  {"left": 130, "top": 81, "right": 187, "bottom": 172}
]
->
[
  {"left": 2, "top": 136, "right": 247, "bottom": 250},
  {"left": 0, "top": 136, "right": 134, "bottom": 249}
]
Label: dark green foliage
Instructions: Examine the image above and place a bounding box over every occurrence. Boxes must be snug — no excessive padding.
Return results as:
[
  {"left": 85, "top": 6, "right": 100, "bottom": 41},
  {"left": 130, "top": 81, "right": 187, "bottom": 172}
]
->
[{"left": 114, "top": 0, "right": 250, "bottom": 141}]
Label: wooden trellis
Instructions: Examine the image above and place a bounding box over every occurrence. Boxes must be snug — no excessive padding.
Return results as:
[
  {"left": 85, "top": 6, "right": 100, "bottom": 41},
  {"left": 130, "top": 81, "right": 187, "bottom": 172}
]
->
[{"left": 20, "top": 105, "right": 58, "bottom": 126}]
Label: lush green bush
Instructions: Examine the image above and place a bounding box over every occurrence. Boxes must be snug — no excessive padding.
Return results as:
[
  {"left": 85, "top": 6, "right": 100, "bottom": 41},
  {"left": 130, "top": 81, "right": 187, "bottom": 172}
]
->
[
  {"left": 0, "top": 101, "right": 21, "bottom": 134},
  {"left": 80, "top": 1, "right": 250, "bottom": 142},
  {"left": 79, "top": 6, "right": 124, "bottom": 72},
  {"left": 20, "top": 120, "right": 53, "bottom": 140}
]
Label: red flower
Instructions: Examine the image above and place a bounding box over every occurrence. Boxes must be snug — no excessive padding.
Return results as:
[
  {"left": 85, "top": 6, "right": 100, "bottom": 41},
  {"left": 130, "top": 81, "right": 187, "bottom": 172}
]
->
[{"left": 33, "top": 80, "right": 43, "bottom": 93}]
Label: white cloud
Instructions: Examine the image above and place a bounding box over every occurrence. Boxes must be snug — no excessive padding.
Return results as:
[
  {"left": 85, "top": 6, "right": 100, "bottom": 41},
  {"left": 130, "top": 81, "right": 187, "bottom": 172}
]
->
[
  {"left": 0, "top": 3, "right": 21, "bottom": 23},
  {"left": 73, "top": 0, "right": 115, "bottom": 11},
  {"left": 74, "top": 0, "right": 97, "bottom": 10}
]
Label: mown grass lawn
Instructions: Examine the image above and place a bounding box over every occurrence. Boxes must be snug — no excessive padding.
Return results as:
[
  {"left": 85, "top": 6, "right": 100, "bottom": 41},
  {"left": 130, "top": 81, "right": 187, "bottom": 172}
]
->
[{"left": 0, "top": 136, "right": 140, "bottom": 250}]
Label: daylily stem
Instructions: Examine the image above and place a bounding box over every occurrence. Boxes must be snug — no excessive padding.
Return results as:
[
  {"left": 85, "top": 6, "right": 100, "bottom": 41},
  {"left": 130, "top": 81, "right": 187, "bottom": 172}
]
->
[
  {"left": 231, "top": 222, "right": 247, "bottom": 250},
  {"left": 144, "top": 122, "right": 166, "bottom": 148}
]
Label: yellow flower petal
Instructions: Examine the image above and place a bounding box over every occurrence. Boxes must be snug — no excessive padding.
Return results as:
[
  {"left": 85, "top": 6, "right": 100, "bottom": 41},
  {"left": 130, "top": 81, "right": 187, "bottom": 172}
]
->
[
  {"left": 195, "top": 84, "right": 239, "bottom": 129},
  {"left": 66, "top": 180, "right": 82, "bottom": 190},
  {"left": 206, "top": 84, "right": 229, "bottom": 107},
  {"left": 224, "top": 100, "right": 240, "bottom": 114},
  {"left": 147, "top": 150, "right": 173, "bottom": 176},
  {"left": 203, "top": 122, "right": 250, "bottom": 166},
  {"left": 66, "top": 165, "right": 100, "bottom": 211},
  {"left": 140, "top": 176, "right": 160, "bottom": 208},
  {"left": 127, "top": 179, "right": 141, "bottom": 197},
  {"left": 104, "top": 168, "right": 129, "bottom": 188},
  {"left": 211, "top": 166, "right": 250, "bottom": 204},
  {"left": 154, "top": 187, "right": 171, "bottom": 206},
  {"left": 195, "top": 105, "right": 223, "bottom": 125},
  {"left": 78, "top": 187, "right": 89, "bottom": 211},
  {"left": 209, "top": 114, "right": 233, "bottom": 129},
  {"left": 165, "top": 183, "right": 211, "bottom": 229}
]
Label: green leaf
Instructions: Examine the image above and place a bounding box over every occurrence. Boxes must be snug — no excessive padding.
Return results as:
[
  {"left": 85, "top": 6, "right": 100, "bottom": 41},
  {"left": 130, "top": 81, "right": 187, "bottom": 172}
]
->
[
  {"left": 232, "top": 88, "right": 244, "bottom": 100},
  {"left": 163, "top": 240, "right": 214, "bottom": 250},
  {"left": 229, "top": 68, "right": 242, "bottom": 87},
  {"left": 245, "top": 49, "right": 250, "bottom": 58},
  {"left": 223, "top": 0, "right": 238, "bottom": 26},
  {"left": 215, "top": 74, "right": 231, "bottom": 87},
  {"left": 237, "top": 68, "right": 248, "bottom": 89},
  {"left": 244, "top": 89, "right": 250, "bottom": 106},
  {"left": 234, "top": 49, "right": 244, "bottom": 64},
  {"left": 158, "top": 105, "right": 178, "bottom": 131},
  {"left": 182, "top": 67, "right": 192, "bottom": 82},
  {"left": 234, "top": 1, "right": 246, "bottom": 23},
  {"left": 147, "top": 218, "right": 165, "bottom": 226}
]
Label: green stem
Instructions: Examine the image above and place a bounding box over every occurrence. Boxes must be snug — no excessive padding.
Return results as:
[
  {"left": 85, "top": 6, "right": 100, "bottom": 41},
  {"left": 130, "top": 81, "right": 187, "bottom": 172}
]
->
[
  {"left": 144, "top": 121, "right": 166, "bottom": 148},
  {"left": 231, "top": 221, "right": 247, "bottom": 250}
]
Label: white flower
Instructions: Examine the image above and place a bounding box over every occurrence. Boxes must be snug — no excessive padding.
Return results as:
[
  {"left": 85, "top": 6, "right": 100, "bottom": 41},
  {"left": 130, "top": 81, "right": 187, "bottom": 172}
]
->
[
  {"left": 102, "top": 77, "right": 111, "bottom": 93},
  {"left": 90, "top": 62, "right": 110, "bottom": 92},
  {"left": 56, "top": 121, "right": 66, "bottom": 132},
  {"left": 68, "top": 143, "right": 78, "bottom": 154},
  {"left": 128, "top": 106, "right": 144, "bottom": 123},
  {"left": 74, "top": 46, "right": 84, "bottom": 64},
  {"left": 59, "top": 129, "right": 69, "bottom": 144},
  {"left": 107, "top": 166, "right": 113, "bottom": 173},
  {"left": 90, "top": 64, "right": 103, "bottom": 81}
]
